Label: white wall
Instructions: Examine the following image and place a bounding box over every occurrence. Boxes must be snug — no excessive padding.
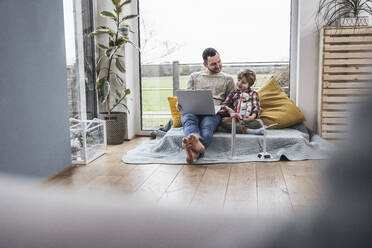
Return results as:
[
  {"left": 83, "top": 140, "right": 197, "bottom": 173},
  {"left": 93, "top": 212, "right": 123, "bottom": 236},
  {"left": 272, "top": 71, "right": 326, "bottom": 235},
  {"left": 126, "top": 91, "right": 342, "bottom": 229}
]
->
[
  {"left": 124, "top": 0, "right": 141, "bottom": 139},
  {"left": 295, "top": 0, "right": 321, "bottom": 132},
  {"left": 0, "top": 0, "right": 71, "bottom": 178}
]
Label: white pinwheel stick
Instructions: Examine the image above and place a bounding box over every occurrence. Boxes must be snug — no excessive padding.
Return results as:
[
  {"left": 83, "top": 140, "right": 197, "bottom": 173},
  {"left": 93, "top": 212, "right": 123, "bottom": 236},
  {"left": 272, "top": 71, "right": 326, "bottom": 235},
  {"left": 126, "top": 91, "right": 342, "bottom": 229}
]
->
[{"left": 257, "top": 120, "right": 278, "bottom": 159}]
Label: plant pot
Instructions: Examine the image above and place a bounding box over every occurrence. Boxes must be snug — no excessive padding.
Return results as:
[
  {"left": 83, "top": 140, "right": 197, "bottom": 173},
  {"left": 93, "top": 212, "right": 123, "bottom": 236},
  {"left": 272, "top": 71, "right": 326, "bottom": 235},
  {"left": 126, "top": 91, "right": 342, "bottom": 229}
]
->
[
  {"left": 99, "top": 112, "right": 127, "bottom": 145},
  {"left": 339, "top": 16, "right": 369, "bottom": 26}
]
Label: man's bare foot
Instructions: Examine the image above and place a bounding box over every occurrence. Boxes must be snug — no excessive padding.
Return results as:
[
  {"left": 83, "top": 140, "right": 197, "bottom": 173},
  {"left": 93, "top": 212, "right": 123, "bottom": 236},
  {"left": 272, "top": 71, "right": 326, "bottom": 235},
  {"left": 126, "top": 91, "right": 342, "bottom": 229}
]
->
[
  {"left": 182, "top": 135, "right": 203, "bottom": 164},
  {"left": 189, "top": 134, "right": 205, "bottom": 153},
  {"left": 182, "top": 136, "right": 200, "bottom": 164},
  {"left": 182, "top": 137, "right": 190, "bottom": 149},
  {"left": 185, "top": 148, "right": 199, "bottom": 164},
  {"left": 183, "top": 138, "right": 198, "bottom": 164}
]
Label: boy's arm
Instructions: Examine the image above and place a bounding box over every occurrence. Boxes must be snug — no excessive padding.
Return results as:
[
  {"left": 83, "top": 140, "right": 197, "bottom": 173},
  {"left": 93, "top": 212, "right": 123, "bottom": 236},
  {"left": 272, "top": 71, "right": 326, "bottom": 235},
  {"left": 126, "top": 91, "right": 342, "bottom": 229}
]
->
[
  {"left": 250, "top": 91, "right": 261, "bottom": 118},
  {"left": 243, "top": 113, "right": 257, "bottom": 123}
]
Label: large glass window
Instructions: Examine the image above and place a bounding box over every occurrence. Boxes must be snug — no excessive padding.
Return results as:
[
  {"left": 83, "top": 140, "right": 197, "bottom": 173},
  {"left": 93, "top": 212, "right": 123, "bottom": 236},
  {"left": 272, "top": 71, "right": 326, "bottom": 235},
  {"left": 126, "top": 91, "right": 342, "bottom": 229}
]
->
[
  {"left": 63, "top": 0, "right": 96, "bottom": 120},
  {"left": 139, "top": 0, "right": 291, "bottom": 130}
]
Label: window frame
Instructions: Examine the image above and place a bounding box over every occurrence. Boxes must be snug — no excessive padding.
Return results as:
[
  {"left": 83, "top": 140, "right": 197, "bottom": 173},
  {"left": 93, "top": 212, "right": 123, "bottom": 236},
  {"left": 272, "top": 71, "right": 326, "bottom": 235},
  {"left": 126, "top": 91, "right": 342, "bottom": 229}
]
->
[
  {"left": 136, "top": 0, "right": 298, "bottom": 134},
  {"left": 64, "top": 0, "right": 97, "bottom": 120}
]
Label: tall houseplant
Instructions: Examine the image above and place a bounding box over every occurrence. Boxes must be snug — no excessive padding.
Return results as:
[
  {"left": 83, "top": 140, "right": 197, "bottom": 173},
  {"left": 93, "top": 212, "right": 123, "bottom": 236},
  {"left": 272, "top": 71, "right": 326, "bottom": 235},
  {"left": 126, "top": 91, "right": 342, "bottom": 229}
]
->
[
  {"left": 316, "top": 0, "right": 372, "bottom": 28},
  {"left": 90, "top": 0, "right": 138, "bottom": 144}
]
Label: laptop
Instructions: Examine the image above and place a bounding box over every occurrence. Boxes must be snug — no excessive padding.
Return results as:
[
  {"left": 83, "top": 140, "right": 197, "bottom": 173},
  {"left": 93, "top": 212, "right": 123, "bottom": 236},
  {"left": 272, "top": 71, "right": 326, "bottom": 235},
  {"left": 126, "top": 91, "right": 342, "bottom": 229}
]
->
[{"left": 175, "top": 90, "right": 222, "bottom": 115}]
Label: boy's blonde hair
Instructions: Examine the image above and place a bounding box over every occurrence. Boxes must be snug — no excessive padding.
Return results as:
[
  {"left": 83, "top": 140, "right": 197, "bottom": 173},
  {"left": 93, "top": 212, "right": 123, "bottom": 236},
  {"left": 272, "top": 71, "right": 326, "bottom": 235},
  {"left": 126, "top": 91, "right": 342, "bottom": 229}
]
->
[{"left": 237, "top": 69, "right": 256, "bottom": 87}]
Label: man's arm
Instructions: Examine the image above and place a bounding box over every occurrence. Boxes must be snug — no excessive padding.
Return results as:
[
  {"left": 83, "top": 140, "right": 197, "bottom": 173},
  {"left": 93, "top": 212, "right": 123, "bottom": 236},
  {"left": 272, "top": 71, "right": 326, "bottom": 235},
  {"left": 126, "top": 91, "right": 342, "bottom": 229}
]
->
[
  {"left": 218, "top": 90, "right": 235, "bottom": 114},
  {"left": 225, "top": 76, "right": 235, "bottom": 98},
  {"left": 178, "top": 73, "right": 196, "bottom": 111},
  {"left": 221, "top": 90, "right": 234, "bottom": 108},
  {"left": 186, "top": 73, "right": 195, "bottom": 90}
]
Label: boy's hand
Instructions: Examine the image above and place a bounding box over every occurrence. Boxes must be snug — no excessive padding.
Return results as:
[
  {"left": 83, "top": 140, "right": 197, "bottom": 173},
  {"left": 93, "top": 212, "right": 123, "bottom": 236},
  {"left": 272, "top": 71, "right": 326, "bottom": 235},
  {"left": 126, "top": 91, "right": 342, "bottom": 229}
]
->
[
  {"left": 219, "top": 106, "right": 234, "bottom": 114},
  {"left": 243, "top": 114, "right": 256, "bottom": 123},
  {"left": 218, "top": 106, "right": 227, "bottom": 113}
]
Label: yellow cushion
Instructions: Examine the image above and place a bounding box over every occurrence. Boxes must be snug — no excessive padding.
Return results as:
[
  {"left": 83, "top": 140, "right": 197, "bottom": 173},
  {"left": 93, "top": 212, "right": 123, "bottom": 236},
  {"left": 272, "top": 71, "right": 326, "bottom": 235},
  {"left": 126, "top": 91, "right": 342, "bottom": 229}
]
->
[
  {"left": 168, "top": 96, "right": 182, "bottom": 127},
  {"left": 257, "top": 77, "right": 305, "bottom": 129}
]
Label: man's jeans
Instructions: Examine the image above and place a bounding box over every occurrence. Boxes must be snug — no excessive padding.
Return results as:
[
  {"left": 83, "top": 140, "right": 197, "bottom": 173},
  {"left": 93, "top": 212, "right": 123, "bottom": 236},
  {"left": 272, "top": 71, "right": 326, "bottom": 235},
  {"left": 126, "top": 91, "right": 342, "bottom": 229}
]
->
[{"left": 181, "top": 113, "right": 221, "bottom": 149}]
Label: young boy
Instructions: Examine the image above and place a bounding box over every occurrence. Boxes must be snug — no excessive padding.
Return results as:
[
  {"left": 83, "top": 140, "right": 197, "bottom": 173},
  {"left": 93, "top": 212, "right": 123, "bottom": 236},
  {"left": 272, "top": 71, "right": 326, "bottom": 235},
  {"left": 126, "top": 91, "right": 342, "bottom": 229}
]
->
[{"left": 219, "top": 69, "right": 264, "bottom": 134}]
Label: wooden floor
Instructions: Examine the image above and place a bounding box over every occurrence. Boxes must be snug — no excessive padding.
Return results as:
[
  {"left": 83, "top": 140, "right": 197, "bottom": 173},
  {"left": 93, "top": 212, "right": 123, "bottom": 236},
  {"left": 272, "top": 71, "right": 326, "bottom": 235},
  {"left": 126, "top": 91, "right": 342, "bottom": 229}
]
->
[{"left": 45, "top": 137, "right": 325, "bottom": 215}]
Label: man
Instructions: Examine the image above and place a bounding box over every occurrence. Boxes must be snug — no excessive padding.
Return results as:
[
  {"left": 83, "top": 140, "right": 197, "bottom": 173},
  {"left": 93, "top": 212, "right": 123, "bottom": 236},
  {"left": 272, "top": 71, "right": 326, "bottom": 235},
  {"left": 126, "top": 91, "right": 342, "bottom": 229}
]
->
[{"left": 178, "top": 48, "right": 235, "bottom": 164}]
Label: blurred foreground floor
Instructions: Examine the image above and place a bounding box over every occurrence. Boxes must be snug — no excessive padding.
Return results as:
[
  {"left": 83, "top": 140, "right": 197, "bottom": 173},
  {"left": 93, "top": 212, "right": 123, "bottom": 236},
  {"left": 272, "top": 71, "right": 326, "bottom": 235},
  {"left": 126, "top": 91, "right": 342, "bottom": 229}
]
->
[{"left": 44, "top": 137, "right": 325, "bottom": 215}]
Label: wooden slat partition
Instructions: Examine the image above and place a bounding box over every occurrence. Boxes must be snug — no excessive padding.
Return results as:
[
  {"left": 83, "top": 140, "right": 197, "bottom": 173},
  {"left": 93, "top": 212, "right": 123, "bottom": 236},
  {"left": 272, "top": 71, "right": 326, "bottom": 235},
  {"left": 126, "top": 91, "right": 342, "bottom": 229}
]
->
[
  {"left": 325, "top": 82, "right": 372, "bottom": 88},
  {"left": 318, "top": 27, "right": 372, "bottom": 141},
  {"left": 324, "top": 66, "right": 372, "bottom": 73},
  {"left": 324, "top": 52, "right": 372, "bottom": 59},
  {"left": 324, "top": 44, "right": 372, "bottom": 51}
]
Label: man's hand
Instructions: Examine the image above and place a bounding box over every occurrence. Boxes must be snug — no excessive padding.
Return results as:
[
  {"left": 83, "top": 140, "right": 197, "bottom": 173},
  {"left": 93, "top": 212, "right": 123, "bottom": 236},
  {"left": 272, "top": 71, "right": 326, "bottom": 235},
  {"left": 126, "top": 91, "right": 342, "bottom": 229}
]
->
[
  {"left": 176, "top": 102, "right": 182, "bottom": 111},
  {"left": 243, "top": 114, "right": 256, "bottom": 123}
]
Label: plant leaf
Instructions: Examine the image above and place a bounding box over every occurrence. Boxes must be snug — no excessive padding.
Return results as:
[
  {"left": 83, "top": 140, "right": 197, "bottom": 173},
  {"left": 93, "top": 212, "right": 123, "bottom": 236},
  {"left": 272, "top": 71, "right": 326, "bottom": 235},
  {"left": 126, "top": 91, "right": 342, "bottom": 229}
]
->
[
  {"left": 101, "top": 80, "right": 110, "bottom": 103},
  {"left": 100, "top": 11, "right": 117, "bottom": 21},
  {"left": 109, "top": 39, "right": 115, "bottom": 47},
  {"left": 316, "top": 0, "right": 372, "bottom": 28},
  {"left": 124, "top": 88, "right": 131, "bottom": 95},
  {"left": 122, "top": 14, "right": 138, "bottom": 22},
  {"left": 115, "top": 58, "right": 126, "bottom": 73},
  {"left": 97, "top": 43, "right": 109, "bottom": 50},
  {"left": 109, "top": 71, "right": 121, "bottom": 79},
  {"left": 116, "top": 36, "right": 127, "bottom": 46},
  {"left": 96, "top": 78, "right": 110, "bottom": 104},
  {"left": 120, "top": 24, "right": 134, "bottom": 33},
  {"left": 115, "top": 74, "right": 124, "bottom": 86},
  {"left": 95, "top": 78, "right": 103, "bottom": 90},
  {"left": 120, "top": 0, "right": 132, "bottom": 8},
  {"left": 95, "top": 55, "right": 104, "bottom": 76},
  {"left": 126, "top": 40, "right": 140, "bottom": 50},
  {"left": 118, "top": 26, "right": 129, "bottom": 36},
  {"left": 112, "top": 0, "right": 121, "bottom": 6},
  {"left": 89, "top": 28, "right": 115, "bottom": 36},
  {"left": 119, "top": 103, "right": 130, "bottom": 113},
  {"left": 116, "top": 5, "right": 122, "bottom": 14},
  {"left": 115, "top": 89, "right": 122, "bottom": 98},
  {"left": 96, "top": 25, "right": 110, "bottom": 30},
  {"left": 106, "top": 47, "right": 115, "bottom": 57}
]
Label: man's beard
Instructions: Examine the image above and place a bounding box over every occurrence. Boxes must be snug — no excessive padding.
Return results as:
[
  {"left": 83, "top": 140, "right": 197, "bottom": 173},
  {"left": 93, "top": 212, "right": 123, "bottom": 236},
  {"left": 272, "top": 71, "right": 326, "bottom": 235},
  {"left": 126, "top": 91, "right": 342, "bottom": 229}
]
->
[{"left": 208, "top": 67, "right": 221, "bottom": 74}]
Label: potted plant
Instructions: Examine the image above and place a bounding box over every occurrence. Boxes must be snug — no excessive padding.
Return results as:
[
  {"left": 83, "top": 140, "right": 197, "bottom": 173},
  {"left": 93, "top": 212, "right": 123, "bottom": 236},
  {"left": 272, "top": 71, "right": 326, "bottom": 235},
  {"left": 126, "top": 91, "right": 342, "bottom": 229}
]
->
[
  {"left": 316, "top": 0, "right": 372, "bottom": 28},
  {"left": 90, "top": 0, "right": 138, "bottom": 144}
]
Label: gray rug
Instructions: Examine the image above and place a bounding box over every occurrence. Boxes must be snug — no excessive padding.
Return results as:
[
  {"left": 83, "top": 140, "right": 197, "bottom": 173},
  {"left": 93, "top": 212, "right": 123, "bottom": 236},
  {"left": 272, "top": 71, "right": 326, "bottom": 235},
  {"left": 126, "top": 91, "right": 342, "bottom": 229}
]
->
[{"left": 122, "top": 128, "right": 336, "bottom": 164}]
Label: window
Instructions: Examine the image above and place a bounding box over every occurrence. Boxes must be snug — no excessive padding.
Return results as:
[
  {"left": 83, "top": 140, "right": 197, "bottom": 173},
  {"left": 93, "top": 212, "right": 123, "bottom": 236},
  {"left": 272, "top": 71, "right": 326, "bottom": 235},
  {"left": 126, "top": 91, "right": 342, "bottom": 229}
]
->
[
  {"left": 139, "top": 0, "right": 291, "bottom": 130},
  {"left": 63, "top": 0, "right": 96, "bottom": 120}
]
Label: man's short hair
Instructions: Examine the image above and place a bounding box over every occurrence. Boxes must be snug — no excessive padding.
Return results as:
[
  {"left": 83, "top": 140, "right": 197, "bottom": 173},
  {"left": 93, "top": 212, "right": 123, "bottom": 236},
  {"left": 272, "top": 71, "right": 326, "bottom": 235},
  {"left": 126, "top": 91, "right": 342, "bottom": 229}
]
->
[
  {"left": 238, "top": 69, "right": 256, "bottom": 87},
  {"left": 202, "top": 48, "right": 218, "bottom": 62}
]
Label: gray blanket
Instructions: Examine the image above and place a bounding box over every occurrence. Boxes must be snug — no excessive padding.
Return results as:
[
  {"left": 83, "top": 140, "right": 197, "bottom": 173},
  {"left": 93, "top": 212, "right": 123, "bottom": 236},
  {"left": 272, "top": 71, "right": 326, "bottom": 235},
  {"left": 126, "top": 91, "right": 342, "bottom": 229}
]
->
[{"left": 122, "top": 127, "right": 335, "bottom": 164}]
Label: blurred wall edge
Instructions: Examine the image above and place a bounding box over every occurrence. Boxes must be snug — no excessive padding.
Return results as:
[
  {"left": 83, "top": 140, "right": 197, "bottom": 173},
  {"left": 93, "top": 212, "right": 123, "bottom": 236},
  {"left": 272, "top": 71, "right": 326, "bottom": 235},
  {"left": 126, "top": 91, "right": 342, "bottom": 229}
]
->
[{"left": 0, "top": 0, "right": 71, "bottom": 179}]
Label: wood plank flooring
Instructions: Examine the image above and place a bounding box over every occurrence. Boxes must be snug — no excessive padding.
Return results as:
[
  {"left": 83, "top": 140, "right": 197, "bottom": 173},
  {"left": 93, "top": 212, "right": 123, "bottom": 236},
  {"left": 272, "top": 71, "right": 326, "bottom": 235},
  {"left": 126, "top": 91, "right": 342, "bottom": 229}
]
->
[{"left": 44, "top": 137, "right": 326, "bottom": 215}]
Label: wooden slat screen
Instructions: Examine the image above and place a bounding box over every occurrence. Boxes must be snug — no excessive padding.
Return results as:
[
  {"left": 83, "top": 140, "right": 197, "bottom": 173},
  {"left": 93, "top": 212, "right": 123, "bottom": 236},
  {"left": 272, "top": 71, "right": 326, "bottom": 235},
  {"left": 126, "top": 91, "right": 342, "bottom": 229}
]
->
[{"left": 319, "top": 27, "right": 372, "bottom": 141}]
